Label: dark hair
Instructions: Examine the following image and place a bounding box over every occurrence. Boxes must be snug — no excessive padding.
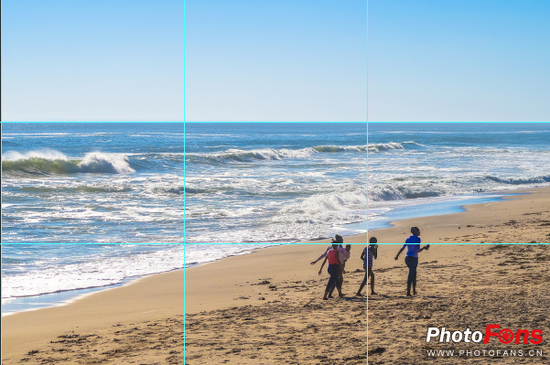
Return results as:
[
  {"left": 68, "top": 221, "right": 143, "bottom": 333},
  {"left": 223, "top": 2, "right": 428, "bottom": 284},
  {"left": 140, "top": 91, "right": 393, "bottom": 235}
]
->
[
  {"left": 369, "top": 237, "right": 377, "bottom": 243},
  {"left": 411, "top": 227, "right": 420, "bottom": 236},
  {"left": 332, "top": 234, "right": 343, "bottom": 243}
]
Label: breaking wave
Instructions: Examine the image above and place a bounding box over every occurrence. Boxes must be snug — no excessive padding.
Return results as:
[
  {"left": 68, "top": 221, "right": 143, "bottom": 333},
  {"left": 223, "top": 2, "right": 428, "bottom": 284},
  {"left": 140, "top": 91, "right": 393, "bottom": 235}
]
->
[
  {"left": 368, "top": 141, "right": 421, "bottom": 152},
  {"left": 312, "top": 145, "right": 367, "bottom": 152},
  {"left": 485, "top": 175, "right": 550, "bottom": 185},
  {"left": 2, "top": 150, "right": 135, "bottom": 176},
  {"left": 187, "top": 145, "right": 366, "bottom": 164}
]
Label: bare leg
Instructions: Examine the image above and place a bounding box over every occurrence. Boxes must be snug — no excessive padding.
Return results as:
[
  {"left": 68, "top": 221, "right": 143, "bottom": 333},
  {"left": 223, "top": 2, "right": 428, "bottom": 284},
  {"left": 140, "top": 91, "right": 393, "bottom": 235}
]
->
[{"left": 356, "top": 270, "right": 368, "bottom": 296}]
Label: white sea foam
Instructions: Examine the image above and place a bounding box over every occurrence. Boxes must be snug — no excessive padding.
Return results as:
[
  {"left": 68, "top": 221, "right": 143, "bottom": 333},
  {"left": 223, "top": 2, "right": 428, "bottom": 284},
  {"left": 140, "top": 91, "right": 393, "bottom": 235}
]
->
[
  {"left": 2, "top": 246, "right": 184, "bottom": 300},
  {"left": 2, "top": 149, "right": 69, "bottom": 161},
  {"left": 77, "top": 152, "right": 135, "bottom": 174},
  {"left": 368, "top": 142, "right": 404, "bottom": 152},
  {"left": 368, "top": 185, "right": 406, "bottom": 201},
  {"left": 187, "top": 186, "right": 367, "bottom": 243}
]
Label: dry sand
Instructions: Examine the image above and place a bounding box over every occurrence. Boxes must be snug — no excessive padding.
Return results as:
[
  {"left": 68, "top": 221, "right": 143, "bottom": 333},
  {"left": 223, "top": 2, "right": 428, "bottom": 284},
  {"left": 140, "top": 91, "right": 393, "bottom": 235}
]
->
[
  {"left": 368, "top": 244, "right": 550, "bottom": 364},
  {"left": 184, "top": 244, "right": 368, "bottom": 364},
  {"left": 2, "top": 269, "right": 184, "bottom": 365},
  {"left": 372, "top": 187, "right": 550, "bottom": 244}
]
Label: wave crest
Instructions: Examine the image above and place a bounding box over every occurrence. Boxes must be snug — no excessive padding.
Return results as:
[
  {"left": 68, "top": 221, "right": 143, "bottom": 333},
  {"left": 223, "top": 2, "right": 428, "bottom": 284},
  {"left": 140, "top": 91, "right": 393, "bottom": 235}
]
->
[
  {"left": 188, "top": 145, "right": 366, "bottom": 164},
  {"left": 368, "top": 141, "right": 421, "bottom": 152},
  {"left": 2, "top": 150, "right": 135, "bottom": 176},
  {"left": 312, "top": 145, "right": 367, "bottom": 152},
  {"left": 485, "top": 175, "right": 550, "bottom": 185}
]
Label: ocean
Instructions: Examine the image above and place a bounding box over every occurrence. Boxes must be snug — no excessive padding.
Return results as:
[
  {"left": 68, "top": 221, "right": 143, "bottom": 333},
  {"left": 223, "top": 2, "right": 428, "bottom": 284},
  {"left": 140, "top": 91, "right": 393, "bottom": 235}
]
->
[
  {"left": 185, "top": 123, "right": 368, "bottom": 243},
  {"left": 2, "top": 123, "right": 184, "bottom": 243},
  {"left": 368, "top": 123, "right": 550, "bottom": 230}
]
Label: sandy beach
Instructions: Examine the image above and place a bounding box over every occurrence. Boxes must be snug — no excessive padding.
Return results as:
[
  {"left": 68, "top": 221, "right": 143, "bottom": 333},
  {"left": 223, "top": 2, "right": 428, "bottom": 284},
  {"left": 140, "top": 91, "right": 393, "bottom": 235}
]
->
[
  {"left": 368, "top": 244, "right": 550, "bottom": 364},
  {"left": 371, "top": 187, "right": 550, "bottom": 244},
  {"left": 185, "top": 244, "right": 368, "bottom": 364},
  {"left": 2, "top": 270, "right": 184, "bottom": 364}
]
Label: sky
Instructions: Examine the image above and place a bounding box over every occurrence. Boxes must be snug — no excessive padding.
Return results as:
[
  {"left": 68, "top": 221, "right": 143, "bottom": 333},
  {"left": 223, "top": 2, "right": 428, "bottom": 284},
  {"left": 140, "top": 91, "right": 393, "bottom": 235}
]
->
[
  {"left": 185, "top": 0, "right": 368, "bottom": 122},
  {"left": 6, "top": 2, "right": 544, "bottom": 123},
  {"left": 369, "top": 0, "right": 550, "bottom": 122},
  {"left": 1, "top": 0, "right": 184, "bottom": 121}
]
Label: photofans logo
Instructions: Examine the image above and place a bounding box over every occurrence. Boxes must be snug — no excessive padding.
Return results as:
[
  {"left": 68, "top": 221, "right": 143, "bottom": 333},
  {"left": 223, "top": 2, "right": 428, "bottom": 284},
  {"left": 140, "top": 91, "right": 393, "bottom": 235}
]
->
[
  {"left": 427, "top": 325, "right": 543, "bottom": 344},
  {"left": 425, "top": 325, "right": 544, "bottom": 358}
]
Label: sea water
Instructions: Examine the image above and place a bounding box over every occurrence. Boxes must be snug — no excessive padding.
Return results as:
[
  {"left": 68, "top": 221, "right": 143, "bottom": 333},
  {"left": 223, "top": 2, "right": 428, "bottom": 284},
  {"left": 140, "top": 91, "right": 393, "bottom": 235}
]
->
[
  {"left": 1, "top": 244, "right": 185, "bottom": 315},
  {"left": 185, "top": 123, "right": 368, "bottom": 243},
  {"left": 368, "top": 123, "right": 550, "bottom": 229},
  {"left": 2, "top": 123, "right": 184, "bottom": 243}
]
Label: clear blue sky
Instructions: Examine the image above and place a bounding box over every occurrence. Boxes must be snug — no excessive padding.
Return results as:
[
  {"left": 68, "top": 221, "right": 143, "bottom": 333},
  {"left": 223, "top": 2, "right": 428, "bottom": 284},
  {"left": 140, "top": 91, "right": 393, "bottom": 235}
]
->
[
  {"left": 369, "top": 0, "right": 550, "bottom": 121},
  {"left": 185, "top": 0, "right": 368, "bottom": 122},
  {"left": 1, "top": 0, "right": 184, "bottom": 121}
]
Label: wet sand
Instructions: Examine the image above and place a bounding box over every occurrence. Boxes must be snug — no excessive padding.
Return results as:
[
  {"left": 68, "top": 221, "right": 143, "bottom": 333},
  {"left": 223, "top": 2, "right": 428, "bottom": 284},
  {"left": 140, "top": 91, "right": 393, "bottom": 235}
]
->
[
  {"left": 185, "top": 244, "right": 368, "bottom": 364},
  {"left": 306, "top": 232, "right": 368, "bottom": 244},
  {"left": 368, "top": 244, "right": 550, "bottom": 364},
  {"left": 371, "top": 187, "right": 550, "bottom": 244},
  {"left": 1, "top": 270, "right": 184, "bottom": 365}
]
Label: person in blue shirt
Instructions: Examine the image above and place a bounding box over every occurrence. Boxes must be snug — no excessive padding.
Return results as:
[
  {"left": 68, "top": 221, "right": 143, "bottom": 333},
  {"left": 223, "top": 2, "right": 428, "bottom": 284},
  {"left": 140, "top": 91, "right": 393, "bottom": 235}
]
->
[{"left": 394, "top": 227, "right": 430, "bottom": 296}]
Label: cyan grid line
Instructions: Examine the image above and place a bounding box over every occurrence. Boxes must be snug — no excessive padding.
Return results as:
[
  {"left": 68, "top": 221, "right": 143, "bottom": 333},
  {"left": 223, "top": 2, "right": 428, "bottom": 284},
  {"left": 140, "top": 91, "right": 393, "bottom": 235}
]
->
[{"left": 369, "top": 121, "right": 550, "bottom": 123}]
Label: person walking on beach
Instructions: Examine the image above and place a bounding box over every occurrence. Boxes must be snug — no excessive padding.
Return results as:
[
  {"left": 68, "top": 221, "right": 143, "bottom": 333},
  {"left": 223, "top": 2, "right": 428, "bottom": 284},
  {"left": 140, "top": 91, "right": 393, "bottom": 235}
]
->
[
  {"left": 317, "top": 244, "right": 349, "bottom": 274},
  {"left": 357, "top": 237, "right": 377, "bottom": 296},
  {"left": 318, "top": 244, "right": 351, "bottom": 297},
  {"left": 322, "top": 244, "right": 344, "bottom": 300},
  {"left": 310, "top": 235, "right": 344, "bottom": 266},
  {"left": 394, "top": 227, "right": 430, "bottom": 296}
]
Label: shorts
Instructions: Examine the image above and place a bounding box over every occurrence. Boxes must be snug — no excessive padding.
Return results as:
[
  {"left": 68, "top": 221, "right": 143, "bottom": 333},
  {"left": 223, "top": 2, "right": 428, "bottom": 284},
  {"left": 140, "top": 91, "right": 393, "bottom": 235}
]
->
[{"left": 365, "top": 266, "right": 373, "bottom": 277}]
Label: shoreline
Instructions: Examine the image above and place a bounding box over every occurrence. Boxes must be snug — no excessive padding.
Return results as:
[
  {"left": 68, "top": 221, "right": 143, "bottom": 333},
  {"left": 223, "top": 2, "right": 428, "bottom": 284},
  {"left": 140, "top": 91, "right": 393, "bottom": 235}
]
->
[
  {"left": 370, "top": 186, "right": 550, "bottom": 243},
  {"left": 303, "top": 231, "right": 368, "bottom": 243},
  {"left": 2, "top": 269, "right": 184, "bottom": 364},
  {"left": 2, "top": 267, "right": 185, "bottom": 317},
  {"left": 2, "top": 279, "right": 135, "bottom": 318},
  {"left": 368, "top": 191, "right": 524, "bottom": 231}
]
